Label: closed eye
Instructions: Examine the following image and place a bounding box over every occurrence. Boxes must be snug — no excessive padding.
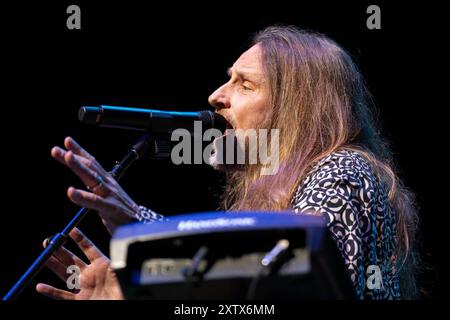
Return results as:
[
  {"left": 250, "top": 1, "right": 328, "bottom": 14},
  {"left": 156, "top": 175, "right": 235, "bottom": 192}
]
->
[{"left": 241, "top": 83, "right": 252, "bottom": 90}]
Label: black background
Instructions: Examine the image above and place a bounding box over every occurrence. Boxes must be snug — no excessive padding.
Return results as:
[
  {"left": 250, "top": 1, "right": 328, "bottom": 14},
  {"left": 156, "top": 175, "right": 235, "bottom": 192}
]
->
[{"left": 0, "top": 1, "right": 446, "bottom": 301}]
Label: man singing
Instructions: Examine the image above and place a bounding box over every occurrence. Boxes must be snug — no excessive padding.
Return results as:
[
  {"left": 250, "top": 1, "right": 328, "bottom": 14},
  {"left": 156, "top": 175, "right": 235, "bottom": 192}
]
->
[{"left": 36, "top": 26, "right": 419, "bottom": 300}]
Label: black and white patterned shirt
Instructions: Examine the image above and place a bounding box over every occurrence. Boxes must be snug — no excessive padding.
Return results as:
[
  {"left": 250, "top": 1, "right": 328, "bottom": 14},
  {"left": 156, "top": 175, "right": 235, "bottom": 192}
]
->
[
  {"left": 291, "top": 149, "right": 400, "bottom": 299},
  {"left": 135, "top": 149, "right": 400, "bottom": 299}
]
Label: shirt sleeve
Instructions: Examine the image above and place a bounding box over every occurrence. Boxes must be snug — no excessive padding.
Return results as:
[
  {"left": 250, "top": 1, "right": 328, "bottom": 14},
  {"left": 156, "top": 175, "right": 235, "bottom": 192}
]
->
[{"left": 132, "top": 205, "right": 167, "bottom": 223}]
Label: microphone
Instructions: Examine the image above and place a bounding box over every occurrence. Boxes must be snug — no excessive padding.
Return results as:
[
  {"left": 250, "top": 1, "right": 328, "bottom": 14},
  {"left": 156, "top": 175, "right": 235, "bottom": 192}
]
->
[{"left": 78, "top": 105, "right": 228, "bottom": 135}]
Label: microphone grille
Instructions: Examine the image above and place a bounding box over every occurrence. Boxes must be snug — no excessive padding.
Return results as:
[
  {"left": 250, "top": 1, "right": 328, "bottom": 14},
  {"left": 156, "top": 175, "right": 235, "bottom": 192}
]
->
[
  {"left": 198, "top": 111, "right": 228, "bottom": 133},
  {"left": 78, "top": 106, "right": 102, "bottom": 124}
]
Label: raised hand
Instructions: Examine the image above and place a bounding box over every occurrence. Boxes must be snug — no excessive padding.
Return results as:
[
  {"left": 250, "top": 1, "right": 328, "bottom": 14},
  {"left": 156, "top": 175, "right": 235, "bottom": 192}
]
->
[
  {"left": 51, "top": 137, "right": 139, "bottom": 234},
  {"left": 36, "top": 228, "right": 123, "bottom": 300}
]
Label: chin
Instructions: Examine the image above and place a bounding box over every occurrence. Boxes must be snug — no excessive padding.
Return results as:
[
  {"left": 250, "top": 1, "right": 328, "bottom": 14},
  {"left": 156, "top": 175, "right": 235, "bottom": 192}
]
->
[
  {"left": 208, "top": 152, "right": 225, "bottom": 171},
  {"left": 207, "top": 134, "right": 244, "bottom": 172},
  {"left": 208, "top": 149, "right": 231, "bottom": 172}
]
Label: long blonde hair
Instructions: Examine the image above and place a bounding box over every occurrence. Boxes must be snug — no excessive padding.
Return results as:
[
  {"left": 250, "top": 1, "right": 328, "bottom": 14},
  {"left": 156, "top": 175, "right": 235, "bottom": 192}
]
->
[{"left": 221, "top": 26, "right": 419, "bottom": 298}]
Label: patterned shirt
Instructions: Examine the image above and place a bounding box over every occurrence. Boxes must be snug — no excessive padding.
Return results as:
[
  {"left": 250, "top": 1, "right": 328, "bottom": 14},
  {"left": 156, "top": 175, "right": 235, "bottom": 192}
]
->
[
  {"left": 134, "top": 149, "right": 401, "bottom": 299},
  {"left": 291, "top": 149, "right": 400, "bottom": 299}
]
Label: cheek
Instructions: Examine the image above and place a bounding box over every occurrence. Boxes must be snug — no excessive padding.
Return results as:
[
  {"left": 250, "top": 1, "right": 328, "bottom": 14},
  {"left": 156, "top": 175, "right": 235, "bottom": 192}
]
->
[{"left": 233, "top": 98, "right": 269, "bottom": 130}]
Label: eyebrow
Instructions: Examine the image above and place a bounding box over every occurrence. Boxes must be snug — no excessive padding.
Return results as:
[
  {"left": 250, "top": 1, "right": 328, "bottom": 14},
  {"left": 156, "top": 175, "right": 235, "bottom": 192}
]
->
[{"left": 227, "top": 67, "right": 263, "bottom": 82}]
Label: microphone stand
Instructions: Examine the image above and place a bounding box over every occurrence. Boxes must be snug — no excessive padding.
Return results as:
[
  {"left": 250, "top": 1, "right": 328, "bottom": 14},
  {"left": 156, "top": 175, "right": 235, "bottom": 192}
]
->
[{"left": 3, "top": 135, "right": 154, "bottom": 300}]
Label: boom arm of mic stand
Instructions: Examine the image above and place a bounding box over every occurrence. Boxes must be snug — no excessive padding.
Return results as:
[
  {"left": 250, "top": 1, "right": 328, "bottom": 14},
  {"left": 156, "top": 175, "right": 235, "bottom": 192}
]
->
[{"left": 2, "top": 135, "right": 153, "bottom": 300}]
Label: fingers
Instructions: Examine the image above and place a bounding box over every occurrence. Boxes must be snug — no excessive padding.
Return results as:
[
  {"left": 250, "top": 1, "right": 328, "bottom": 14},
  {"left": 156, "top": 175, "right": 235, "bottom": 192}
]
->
[
  {"left": 69, "top": 228, "right": 104, "bottom": 262},
  {"left": 65, "top": 151, "right": 104, "bottom": 190},
  {"left": 42, "top": 238, "right": 87, "bottom": 271},
  {"left": 67, "top": 187, "right": 134, "bottom": 228},
  {"left": 67, "top": 150, "right": 108, "bottom": 184},
  {"left": 67, "top": 187, "right": 114, "bottom": 213},
  {"left": 64, "top": 137, "right": 93, "bottom": 160},
  {"left": 36, "top": 283, "right": 75, "bottom": 300},
  {"left": 50, "top": 146, "right": 67, "bottom": 166},
  {"left": 44, "top": 255, "right": 71, "bottom": 282},
  {"left": 52, "top": 150, "right": 111, "bottom": 196},
  {"left": 51, "top": 137, "right": 109, "bottom": 188}
]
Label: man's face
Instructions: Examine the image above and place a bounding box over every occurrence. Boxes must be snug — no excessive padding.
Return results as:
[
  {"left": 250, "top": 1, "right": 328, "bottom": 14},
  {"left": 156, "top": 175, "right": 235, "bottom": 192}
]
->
[
  {"left": 208, "top": 44, "right": 270, "bottom": 130},
  {"left": 207, "top": 44, "right": 271, "bottom": 171}
]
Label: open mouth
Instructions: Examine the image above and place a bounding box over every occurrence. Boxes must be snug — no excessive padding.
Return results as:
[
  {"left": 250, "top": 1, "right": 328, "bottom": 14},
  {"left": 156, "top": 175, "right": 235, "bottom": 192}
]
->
[{"left": 215, "top": 112, "right": 234, "bottom": 131}]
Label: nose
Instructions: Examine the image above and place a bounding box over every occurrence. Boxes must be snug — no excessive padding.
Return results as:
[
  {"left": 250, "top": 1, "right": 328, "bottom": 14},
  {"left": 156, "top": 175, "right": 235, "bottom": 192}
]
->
[{"left": 208, "top": 83, "right": 231, "bottom": 111}]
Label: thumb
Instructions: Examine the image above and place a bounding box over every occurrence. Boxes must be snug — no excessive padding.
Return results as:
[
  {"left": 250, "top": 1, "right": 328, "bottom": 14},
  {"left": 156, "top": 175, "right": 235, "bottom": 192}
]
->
[{"left": 42, "top": 236, "right": 53, "bottom": 248}]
